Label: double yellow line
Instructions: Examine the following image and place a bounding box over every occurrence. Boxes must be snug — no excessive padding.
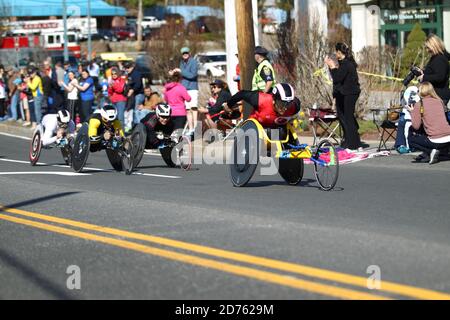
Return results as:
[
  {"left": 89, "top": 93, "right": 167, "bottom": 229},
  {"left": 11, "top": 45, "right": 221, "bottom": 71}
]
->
[{"left": 1, "top": 205, "right": 449, "bottom": 300}]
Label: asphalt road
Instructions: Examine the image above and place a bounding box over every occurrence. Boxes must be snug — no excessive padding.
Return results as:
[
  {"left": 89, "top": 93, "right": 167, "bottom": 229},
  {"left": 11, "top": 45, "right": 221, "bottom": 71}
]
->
[{"left": 1, "top": 132, "right": 450, "bottom": 300}]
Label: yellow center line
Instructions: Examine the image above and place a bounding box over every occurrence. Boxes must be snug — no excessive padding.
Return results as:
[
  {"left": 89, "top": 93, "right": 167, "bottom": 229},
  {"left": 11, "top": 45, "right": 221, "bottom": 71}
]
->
[
  {"left": 2, "top": 205, "right": 450, "bottom": 300},
  {"left": 0, "top": 213, "right": 388, "bottom": 300}
]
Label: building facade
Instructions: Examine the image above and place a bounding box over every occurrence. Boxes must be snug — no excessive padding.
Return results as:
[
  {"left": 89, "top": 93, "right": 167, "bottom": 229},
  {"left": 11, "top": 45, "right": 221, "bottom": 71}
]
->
[{"left": 348, "top": 0, "right": 450, "bottom": 52}]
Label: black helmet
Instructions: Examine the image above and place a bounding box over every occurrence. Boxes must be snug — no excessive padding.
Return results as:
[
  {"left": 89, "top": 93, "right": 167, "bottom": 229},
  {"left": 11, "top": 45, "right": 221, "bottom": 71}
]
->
[
  {"left": 272, "top": 83, "right": 295, "bottom": 102},
  {"left": 254, "top": 46, "right": 269, "bottom": 56}
]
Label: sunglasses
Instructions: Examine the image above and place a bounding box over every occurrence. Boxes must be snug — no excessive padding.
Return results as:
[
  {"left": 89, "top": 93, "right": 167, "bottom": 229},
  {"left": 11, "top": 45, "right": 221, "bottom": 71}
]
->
[{"left": 159, "top": 116, "right": 170, "bottom": 120}]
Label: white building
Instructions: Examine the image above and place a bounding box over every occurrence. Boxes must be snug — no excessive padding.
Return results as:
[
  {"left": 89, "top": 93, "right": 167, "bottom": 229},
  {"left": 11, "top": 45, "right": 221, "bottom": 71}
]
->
[{"left": 348, "top": 0, "right": 450, "bottom": 53}]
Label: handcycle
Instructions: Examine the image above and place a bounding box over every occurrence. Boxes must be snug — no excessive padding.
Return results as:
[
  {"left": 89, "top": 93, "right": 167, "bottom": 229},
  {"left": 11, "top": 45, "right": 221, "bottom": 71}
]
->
[
  {"left": 29, "top": 124, "right": 74, "bottom": 166},
  {"left": 156, "top": 130, "right": 192, "bottom": 171},
  {"left": 229, "top": 114, "right": 339, "bottom": 191},
  {"left": 71, "top": 123, "right": 136, "bottom": 175}
]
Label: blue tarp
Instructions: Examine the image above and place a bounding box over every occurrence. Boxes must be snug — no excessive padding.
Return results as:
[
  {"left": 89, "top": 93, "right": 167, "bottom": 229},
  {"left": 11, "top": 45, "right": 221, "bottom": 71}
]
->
[{"left": 0, "top": 0, "right": 126, "bottom": 17}]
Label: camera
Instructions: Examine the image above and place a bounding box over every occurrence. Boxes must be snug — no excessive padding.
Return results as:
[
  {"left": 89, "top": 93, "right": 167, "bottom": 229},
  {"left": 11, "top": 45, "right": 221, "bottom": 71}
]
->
[{"left": 403, "top": 66, "right": 422, "bottom": 86}]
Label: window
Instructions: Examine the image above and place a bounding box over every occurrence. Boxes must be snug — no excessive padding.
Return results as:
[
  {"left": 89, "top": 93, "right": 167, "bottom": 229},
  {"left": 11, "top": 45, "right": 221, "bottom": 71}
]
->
[{"left": 48, "top": 35, "right": 54, "bottom": 44}]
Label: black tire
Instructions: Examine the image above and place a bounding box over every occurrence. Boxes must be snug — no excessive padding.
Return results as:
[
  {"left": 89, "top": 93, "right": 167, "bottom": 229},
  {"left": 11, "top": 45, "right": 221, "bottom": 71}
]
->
[
  {"left": 229, "top": 120, "right": 260, "bottom": 187},
  {"left": 160, "top": 146, "right": 176, "bottom": 168},
  {"left": 72, "top": 123, "right": 90, "bottom": 173},
  {"left": 312, "top": 139, "right": 339, "bottom": 191},
  {"left": 121, "top": 137, "right": 134, "bottom": 175},
  {"left": 106, "top": 149, "right": 123, "bottom": 171},
  {"left": 29, "top": 129, "right": 42, "bottom": 166},
  {"left": 131, "top": 123, "right": 147, "bottom": 169},
  {"left": 175, "top": 135, "right": 192, "bottom": 171},
  {"left": 278, "top": 158, "right": 304, "bottom": 185}
]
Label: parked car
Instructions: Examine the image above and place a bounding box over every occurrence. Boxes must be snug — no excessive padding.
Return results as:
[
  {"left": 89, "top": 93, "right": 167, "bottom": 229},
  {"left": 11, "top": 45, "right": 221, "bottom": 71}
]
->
[
  {"left": 187, "top": 16, "right": 224, "bottom": 35},
  {"left": 92, "top": 29, "right": 118, "bottom": 42},
  {"left": 112, "top": 27, "right": 136, "bottom": 41},
  {"left": 141, "top": 16, "right": 167, "bottom": 29},
  {"left": 263, "top": 23, "right": 279, "bottom": 34},
  {"left": 195, "top": 51, "right": 227, "bottom": 81}
]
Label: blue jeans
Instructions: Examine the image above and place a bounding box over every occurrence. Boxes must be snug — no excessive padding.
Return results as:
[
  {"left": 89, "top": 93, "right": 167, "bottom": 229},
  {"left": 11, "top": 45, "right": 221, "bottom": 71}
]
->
[
  {"left": 113, "top": 101, "right": 126, "bottom": 129},
  {"left": 33, "top": 95, "right": 43, "bottom": 123},
  {"left": 134, "top": 109, "right": 151, "bottom": 124},
  {"left": 394, "top": 113, "right": 407, "bottom": 148},
  {"left": 133, "top": 94, "right": 145, "bottom": 124},
  {"left": 9, "top": 92, "right": 19, "bottom": 120}
]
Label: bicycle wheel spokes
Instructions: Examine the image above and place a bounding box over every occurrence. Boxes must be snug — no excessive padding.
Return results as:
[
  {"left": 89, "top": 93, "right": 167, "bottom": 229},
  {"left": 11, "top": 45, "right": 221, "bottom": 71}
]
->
[{"left": 312, "top": 139, "right": 339, "bottom": 191}]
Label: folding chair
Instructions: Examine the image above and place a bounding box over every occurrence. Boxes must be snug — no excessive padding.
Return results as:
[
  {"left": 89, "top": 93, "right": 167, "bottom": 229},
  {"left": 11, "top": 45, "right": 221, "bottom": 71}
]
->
[
  {"left": 371, "top": 108, "right": 401, "bottom": 152},
  {"left": 308, "top": 107, "right": 342, "bottom": 146}
]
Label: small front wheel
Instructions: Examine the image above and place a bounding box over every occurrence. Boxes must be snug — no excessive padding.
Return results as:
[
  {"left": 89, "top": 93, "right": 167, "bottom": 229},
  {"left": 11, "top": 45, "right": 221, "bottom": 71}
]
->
[
  {"left": 312, "top": 139, "right": 339, "bottom": 191},
  {"left": 176, "top": 135, "right": 192, "bottom": 171},
  {"left": 29, "top": 128, "right": 42, "bottom": 166}
]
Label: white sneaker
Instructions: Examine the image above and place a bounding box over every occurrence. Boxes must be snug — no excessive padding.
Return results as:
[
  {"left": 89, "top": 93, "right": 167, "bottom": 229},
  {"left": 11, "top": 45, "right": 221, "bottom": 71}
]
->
[
  {"left": 22, "top": 121, "right": 31, "bottom": 127},
  {"left": 429, "top": 149, "right": 440, "bottom": 165}
]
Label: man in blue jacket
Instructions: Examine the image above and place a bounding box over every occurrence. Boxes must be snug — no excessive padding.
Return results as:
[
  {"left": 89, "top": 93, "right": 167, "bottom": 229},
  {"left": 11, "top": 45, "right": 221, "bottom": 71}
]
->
[
  {"left": 124, "top": 61, "right": 145, "bottom": 125},
  {"left": 177, "top": 47, "right": 199, "bottom": 135}
]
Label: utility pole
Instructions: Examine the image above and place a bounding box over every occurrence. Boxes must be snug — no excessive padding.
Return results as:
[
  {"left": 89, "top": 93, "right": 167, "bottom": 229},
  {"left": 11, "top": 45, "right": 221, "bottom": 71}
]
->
[
  {"left": 235, "top": 0, "right": 256, "bottom": 118},
  {"left": 63, "top": 0, "right": 69, "bottom": 62},
  {"left": 136, "top": 0, "right": 143, "bottom": 51},
  {"left": 87, "top": 0, "right": 92, "bottom": 61}
]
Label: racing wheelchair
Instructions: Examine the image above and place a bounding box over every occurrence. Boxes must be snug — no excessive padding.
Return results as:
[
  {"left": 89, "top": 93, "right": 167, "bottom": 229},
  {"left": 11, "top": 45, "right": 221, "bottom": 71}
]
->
[
  {"left": 229, "top": 115, "right": 339, "bottom": 191},
  {"left": 29, "top": 124, "right": 73, "bottom": 166},
  {"left": 71, "top": 123, "right": 136, "bottom": 175},
  {"left": 155, "top": 130, "right": 192, "bottom": 171}
]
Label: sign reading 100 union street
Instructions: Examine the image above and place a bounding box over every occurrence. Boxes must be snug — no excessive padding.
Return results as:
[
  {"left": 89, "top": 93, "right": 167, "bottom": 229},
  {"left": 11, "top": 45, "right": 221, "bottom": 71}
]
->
[{"left": 384, "top": 8, "right": 436, "bottom": 23}]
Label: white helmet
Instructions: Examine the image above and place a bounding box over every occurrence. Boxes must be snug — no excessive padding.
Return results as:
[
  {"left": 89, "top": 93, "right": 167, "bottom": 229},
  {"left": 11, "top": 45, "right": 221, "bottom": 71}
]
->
[
  {"left": 272, "top": 83, "right": 295, "bottom": 102},
  {"left": 100, "top": 104, "right": 118, "bottom": 121},
  {"left": 57, "top": 109, "right": 71, "bottom": 124},
  {"left": 156, "top": 103, "right": 172, "bottom": 118}
]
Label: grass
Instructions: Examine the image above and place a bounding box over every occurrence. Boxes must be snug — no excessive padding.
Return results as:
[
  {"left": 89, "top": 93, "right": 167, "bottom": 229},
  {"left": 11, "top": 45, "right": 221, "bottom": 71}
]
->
[{"left": 358, "top": 120, "right": 378, "bottom": 135}]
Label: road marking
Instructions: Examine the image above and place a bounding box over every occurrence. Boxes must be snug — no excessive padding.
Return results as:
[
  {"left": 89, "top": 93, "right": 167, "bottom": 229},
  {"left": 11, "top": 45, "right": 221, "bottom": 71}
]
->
[
  {"left": 0, "top": 212, "right": 388, "bottom": 300},
  {"left": 0, "top": 172, "right": 90, "bottom": 176},
  {"left": 0, "top": 132, "right": 31, "bottom": 141},
  {"left": 1, "top": 205, "right": 449, "bottom": 300},
  {"left": 0, "top": 158, "right": 180, "bottom": 178}
]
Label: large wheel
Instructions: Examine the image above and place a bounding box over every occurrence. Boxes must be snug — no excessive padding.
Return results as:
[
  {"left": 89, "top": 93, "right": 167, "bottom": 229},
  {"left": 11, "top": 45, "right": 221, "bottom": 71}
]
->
[
  {"left": 278, "top": 158, "right": 304, "bottom": 185},
  {"left": 312, "top": 139, "right": 339, "bottom": 191},
  {"left": 121, "top": 137, "right": 134, "bottom": 175},
  {"left": 130, "top": 123, "right": 147, "bottom": 169},
  {"left": 229, "top": 120, "right": 260, "bottom": 187},
  {"left": 106, "top": 149, "right": 123, "bottom": 172},
  {"left": 72, "top": 123, "right": 90, "bottom": 173},
  {"left": 175, "top": 135, "right": 192, "bottom": 171},
  {"left": 29, "top": 126, "right": 42, "bottom": 166},
  {"left": 160, "top": 146, "right": 176, "bottom": 168}
]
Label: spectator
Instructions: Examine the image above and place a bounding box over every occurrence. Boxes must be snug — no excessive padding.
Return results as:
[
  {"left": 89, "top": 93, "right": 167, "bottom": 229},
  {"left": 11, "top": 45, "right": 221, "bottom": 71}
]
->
[
  {"left": 163, "top": 71, "right": 191, "bottom": 130},
  {"left": 177, "top": 47, "right": 199, "bottom": 134},
  {"left": 325, "top": 42, "right": 362, "bottom": 151},
  {"left": 6, "top": 67, "right": 20, "bottom": 122},
  {"left": 233, "top": 53, "right": 241, "bottom": 91},
  {"left": 59, "top": 71, "right": 79, "bottom": 121},
  {"left": 137, "top": 86, "right": 161, "bottom": 114},
  {"left": 55, "top": 62, "right": 65, "bottom": 85},
  {"left": 123, "top": 61, "right": 145, "bottom": 124},
  {"left": 18, "top": 72, "right": 32, "bottom": 126},
  {"left": 198, "top": 79, "right": 232, "bottom": 131},
  {"left": 25, "top": 67, "right": 44, "bottom": 128},
  {"left": 408, "top": 82, "right": 450, "bottom": 164},
  {"left": 0, "top": 76, "right": 6, "bottom": 121},
  {"left": 108, "top": 67, "right": 127, "bottom": 128},
  {"left": 252, "top": 46, "right": 276, "bottom": 93},
  {"left": 87, "top": 60, "right": 100, "bottom": 90},
  {"left": 418, "top": 34, "right": 450, "bottom": 107},
  {"left": 73, "top": 69, "right": 95, "bottom": 123}
]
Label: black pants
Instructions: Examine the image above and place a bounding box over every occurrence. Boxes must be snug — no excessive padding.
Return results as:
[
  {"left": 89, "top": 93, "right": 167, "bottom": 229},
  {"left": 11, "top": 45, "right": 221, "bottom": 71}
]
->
[
  {"left": 335, "top": 93, "right": 361, "bottom": 149},
  {"left": 66, "top": 99, "right": 78, "bottom": 120},
  {"left": 0, "top": 99, "right": 5, "bottom": 117},
  {"left": 408, "top": 134, "right": 450, "bottom": 155},
  {"left": 80, "top": 99, "right": 93, "bottom": 123}
]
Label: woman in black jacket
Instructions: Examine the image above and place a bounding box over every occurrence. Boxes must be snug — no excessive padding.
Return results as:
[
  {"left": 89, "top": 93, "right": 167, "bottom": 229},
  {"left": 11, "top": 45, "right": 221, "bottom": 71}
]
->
[
  {"left": 418, "top": 34, "right": 450, "bottom": 107},
  {"left": 325, "top": 43, "right": 361, "bottom": 150}
]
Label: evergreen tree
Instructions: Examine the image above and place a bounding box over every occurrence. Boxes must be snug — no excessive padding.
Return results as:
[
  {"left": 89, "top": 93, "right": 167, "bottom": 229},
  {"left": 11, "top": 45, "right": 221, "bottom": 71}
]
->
[{"left": 401, "top": 23, "right": 427, "bottom": 77}]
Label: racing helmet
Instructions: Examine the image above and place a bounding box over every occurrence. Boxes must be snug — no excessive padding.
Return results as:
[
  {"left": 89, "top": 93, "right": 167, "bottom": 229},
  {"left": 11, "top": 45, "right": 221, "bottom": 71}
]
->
[
  {"left": 100, "top": 104, "right": 118, "bottom": 122},
  {"left": 272, "top": 83, "right": 295, "bottom": 102},
  {"left": 156, "top": 103, "right": 172, "bottom": 118},
  {"left": 57, "top": 110, "right": 71, "bottom": 125}
]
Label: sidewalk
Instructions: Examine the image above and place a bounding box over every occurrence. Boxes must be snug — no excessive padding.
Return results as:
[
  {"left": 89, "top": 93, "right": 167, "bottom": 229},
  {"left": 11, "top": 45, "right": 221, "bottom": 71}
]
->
[{"left": 0, "top": 120, "right": 35, "bottom": 138}]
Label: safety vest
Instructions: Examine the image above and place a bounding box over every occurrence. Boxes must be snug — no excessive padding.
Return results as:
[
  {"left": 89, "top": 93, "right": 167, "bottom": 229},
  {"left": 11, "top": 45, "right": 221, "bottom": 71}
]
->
[{"left": 252, "top": 59, "right": 276, "bottom": 91}]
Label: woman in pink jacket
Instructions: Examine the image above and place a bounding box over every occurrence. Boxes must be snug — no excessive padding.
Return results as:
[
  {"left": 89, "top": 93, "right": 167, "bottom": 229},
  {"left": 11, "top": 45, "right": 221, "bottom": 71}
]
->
[
  {"left": 108, "top": 68, "right": 127, "bottom": 127},
  {"left": 163, "top": 71, "right": 191, "bottom": 130}
]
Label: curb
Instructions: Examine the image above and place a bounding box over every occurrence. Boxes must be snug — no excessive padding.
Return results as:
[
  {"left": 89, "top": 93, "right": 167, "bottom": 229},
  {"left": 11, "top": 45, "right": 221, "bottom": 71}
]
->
[{"left": 0, "top": 122, "right": 34, "bottom": 139}]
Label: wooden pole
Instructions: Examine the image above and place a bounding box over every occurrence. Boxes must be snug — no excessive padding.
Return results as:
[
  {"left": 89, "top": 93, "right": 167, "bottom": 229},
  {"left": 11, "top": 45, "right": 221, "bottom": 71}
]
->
[
  {"left": 136, "top": 0, "right": 143, "bottom": 51},
  {"left": 235, "top": 0, "right": 256, "bottom": 118}
]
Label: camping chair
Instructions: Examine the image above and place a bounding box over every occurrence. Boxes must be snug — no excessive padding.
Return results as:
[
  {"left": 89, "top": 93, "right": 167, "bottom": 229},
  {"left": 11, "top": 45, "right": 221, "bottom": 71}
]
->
[
  {"left": 308, "top": 107, "right": 342, "bottom": 146},
  {"left": 371, "top": 107, "right": 401, "bottom": 152}
]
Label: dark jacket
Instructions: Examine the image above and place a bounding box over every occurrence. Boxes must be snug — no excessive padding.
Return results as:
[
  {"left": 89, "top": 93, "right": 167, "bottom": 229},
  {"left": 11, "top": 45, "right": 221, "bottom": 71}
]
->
[
  {"left": 330, "top": 58, "right": 361, "bottom": 96},
  {"left": 422, "top": 52, "right": 450, "bottom": 104},
  {"left": 128, "top": 68, "right": 144, "bottom": 95},
  {"left": 208, "top": 89, "right": 232, "bottom": 115}
]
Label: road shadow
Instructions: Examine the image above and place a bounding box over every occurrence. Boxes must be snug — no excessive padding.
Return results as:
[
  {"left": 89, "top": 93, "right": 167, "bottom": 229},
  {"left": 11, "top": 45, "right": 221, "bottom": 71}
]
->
[
  {"left": 247, "top": 178, "right": 345, "bottom": 191},
  {"left": 2, "top": 192, "right": 81, "bottom": 210},
  {"left": 0, "top": 248, "right": 77, "bottom": 299}
]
